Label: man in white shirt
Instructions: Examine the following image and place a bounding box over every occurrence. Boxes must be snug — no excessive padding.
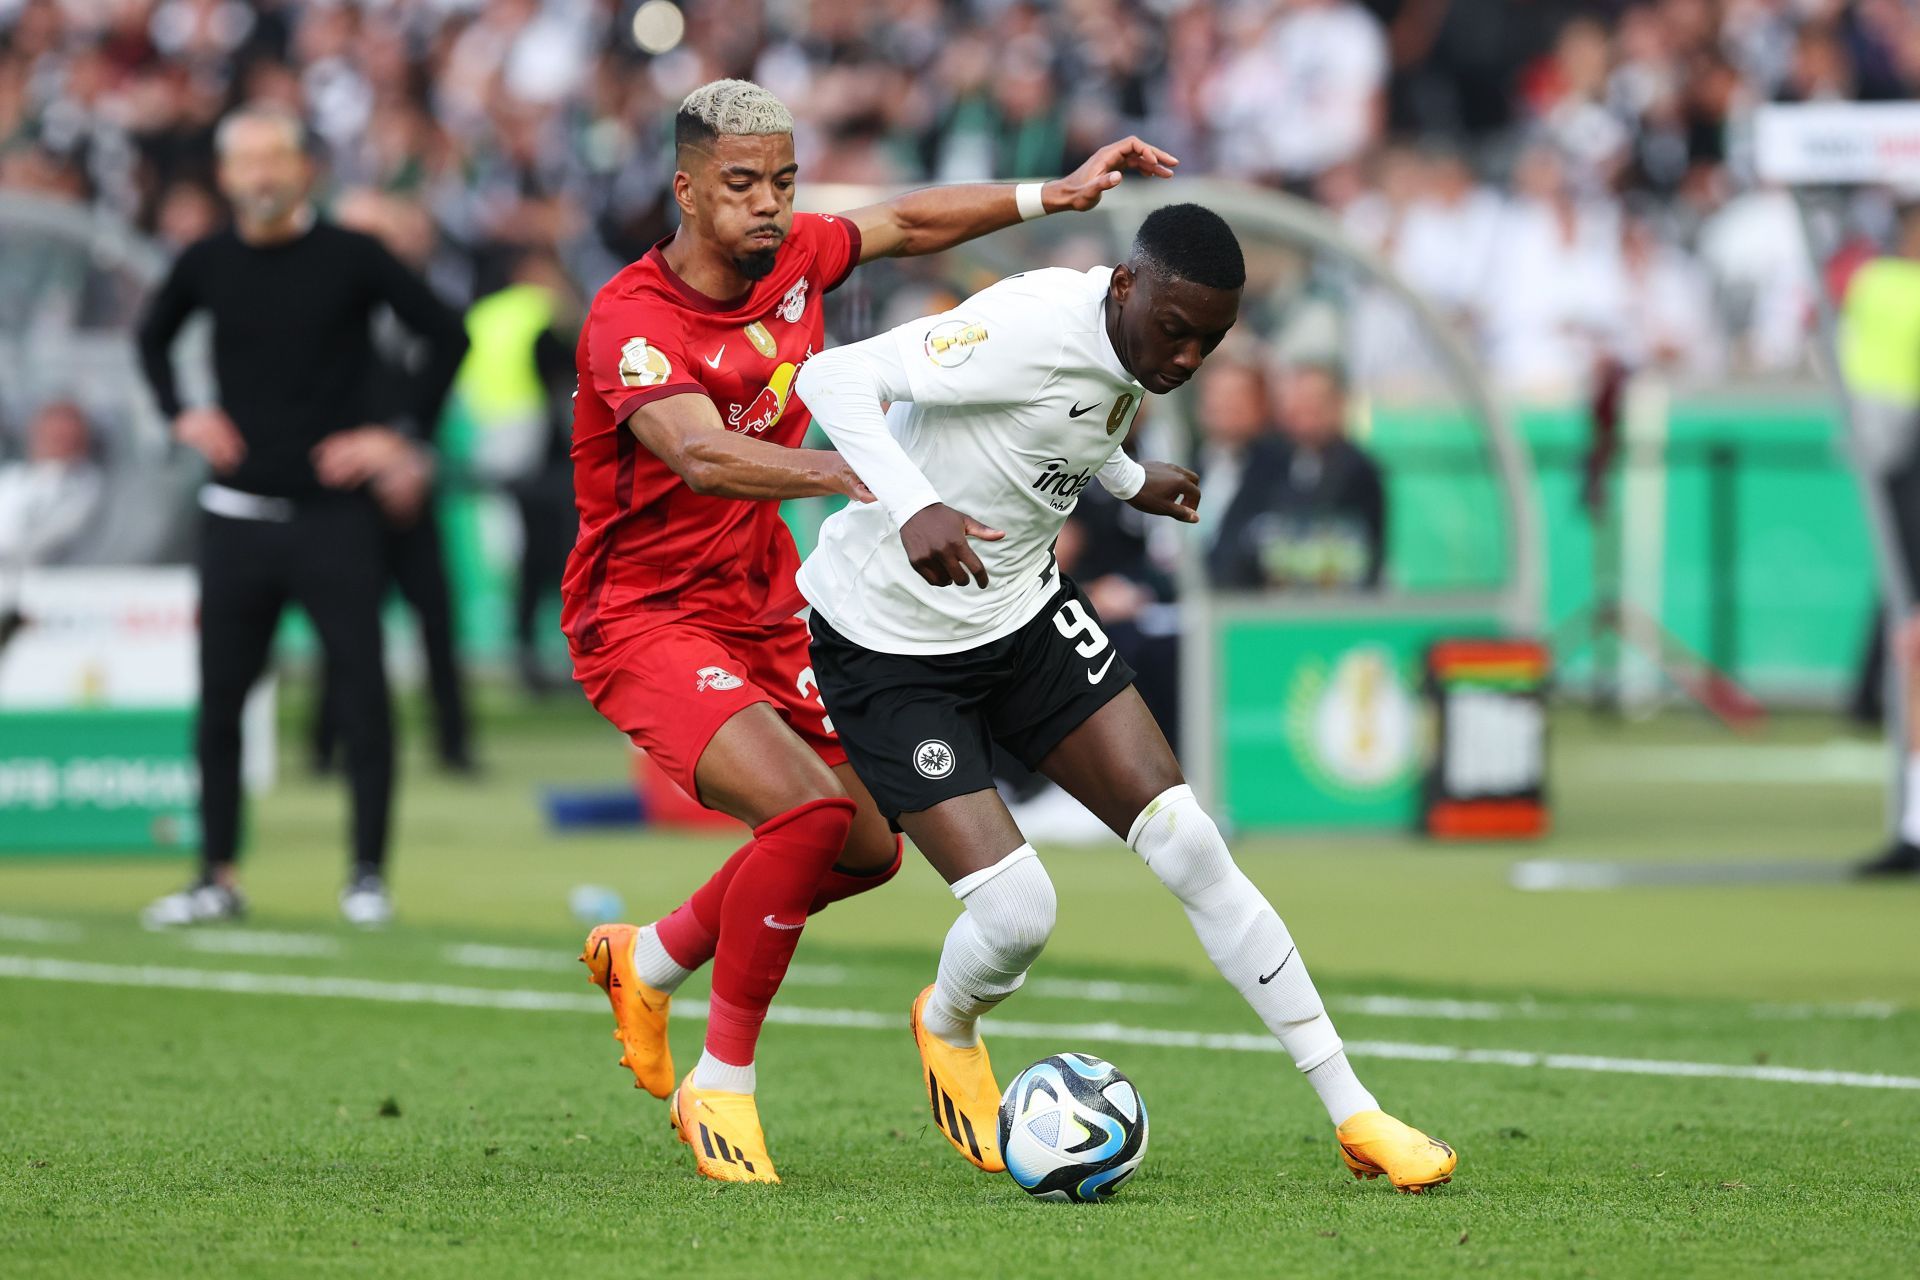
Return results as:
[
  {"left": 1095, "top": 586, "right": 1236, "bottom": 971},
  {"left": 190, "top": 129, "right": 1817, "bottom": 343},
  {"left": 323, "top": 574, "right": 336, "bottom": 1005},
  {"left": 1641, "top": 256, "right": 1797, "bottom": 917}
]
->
[
  {"left": 795, "top": 204, "right": 1457, "bottom": 1194},
  {"left": 0, "top": 401, "right": 104, "bottom": 567}
]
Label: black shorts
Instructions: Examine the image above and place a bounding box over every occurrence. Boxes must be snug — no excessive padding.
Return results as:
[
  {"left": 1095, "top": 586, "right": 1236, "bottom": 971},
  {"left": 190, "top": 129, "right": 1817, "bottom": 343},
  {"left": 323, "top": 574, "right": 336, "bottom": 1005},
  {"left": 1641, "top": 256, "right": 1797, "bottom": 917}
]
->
[{"left": 807, "top": 578, "right": 1137, "bottom": 826}]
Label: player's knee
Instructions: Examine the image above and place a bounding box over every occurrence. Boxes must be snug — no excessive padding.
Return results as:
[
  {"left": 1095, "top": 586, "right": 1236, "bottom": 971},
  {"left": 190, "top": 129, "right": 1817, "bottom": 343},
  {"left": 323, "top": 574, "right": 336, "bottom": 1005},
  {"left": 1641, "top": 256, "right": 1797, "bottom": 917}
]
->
[
  {"left": 766, "top": 762, "right": 851, "bottom": 813},
  {"left": 1127, "top": 784, "right": 1233, "bottom": 903},
  {"left": 960, "top": 847, "right": 1056, "bottom": 965},
  {"left": 836, "top": 823, "right": 901, "bottom": 875},
  {"left": 767, "top": 793, "right": 856, "bottom": 842},
  {"left": 988, "top": 862, "right": 1056, "bottom": 959},
  {"left": 978, "top": 882, "right": 1055, "bottom": 963},
  {"left": 715, "top": 757, "right": 850, "bottom": 828}
]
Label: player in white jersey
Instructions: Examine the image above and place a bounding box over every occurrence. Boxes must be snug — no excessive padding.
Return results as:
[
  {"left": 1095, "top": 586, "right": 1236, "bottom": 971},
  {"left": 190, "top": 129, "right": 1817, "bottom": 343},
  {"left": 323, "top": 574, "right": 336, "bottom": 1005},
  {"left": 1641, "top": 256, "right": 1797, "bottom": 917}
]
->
[{"left": 795, "top": 205, "right": 1458, "bottom": 1193}]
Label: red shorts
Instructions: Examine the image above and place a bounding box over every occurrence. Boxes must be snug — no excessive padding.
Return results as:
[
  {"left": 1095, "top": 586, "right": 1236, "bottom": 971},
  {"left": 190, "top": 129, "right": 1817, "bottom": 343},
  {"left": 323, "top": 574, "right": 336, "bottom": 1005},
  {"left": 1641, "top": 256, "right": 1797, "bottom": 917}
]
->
[{"left": 572, "top": 613, "right": 846, "bottom": 803}]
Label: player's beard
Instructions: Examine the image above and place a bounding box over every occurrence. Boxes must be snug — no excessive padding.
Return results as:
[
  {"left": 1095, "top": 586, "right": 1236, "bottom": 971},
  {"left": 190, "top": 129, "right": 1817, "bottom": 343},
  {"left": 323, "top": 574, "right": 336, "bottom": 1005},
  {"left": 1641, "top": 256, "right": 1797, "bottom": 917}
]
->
[{"left": 733, "top": 247, "right": 779, "bottom": 281}]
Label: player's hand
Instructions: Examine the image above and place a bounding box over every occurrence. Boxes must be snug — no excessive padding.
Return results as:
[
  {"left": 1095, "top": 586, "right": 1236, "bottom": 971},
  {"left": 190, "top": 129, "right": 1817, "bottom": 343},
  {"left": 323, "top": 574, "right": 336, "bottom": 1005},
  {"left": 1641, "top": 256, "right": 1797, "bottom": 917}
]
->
[
  {"left": 827, "top": 457, "right": 876, "bottom": 505},
  {"left": 1045, "top": 137, "right": 1179, "bottom": 213},
  {"left": 901, "top": 503, "right": 1005, "bottom": 589},
  {"left": 312, "top": 425, "right": 414, "bottom": 489},
  {"left": 173, "top": 406, "right": 245, "bottom": 474},
  {"left": 1125, "top": 461, "right": 1201, "bottom": 523}
]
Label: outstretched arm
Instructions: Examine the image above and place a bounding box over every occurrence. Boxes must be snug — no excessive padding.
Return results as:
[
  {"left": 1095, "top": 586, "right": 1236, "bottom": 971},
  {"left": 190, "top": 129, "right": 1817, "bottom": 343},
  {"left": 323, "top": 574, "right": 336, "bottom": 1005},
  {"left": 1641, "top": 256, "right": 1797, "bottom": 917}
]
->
[
  {"left": 843, "top": 137, "right": 1178, "bottom": 263},
  {"left": 627, "top": 392, "right": 872, "bottom": 504}
]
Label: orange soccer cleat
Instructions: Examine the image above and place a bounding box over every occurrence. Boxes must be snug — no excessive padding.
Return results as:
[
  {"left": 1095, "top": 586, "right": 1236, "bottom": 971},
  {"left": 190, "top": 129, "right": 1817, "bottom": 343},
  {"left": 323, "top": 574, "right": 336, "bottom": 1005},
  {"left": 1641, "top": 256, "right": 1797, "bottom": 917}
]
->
[
  {"left": 1336, "top": 1109, "right": 1458, "bottom": 1193},
  {"left": 669, "top": 1073, "right": 781, "bottom": 1184},
  {"left": 909, "top": 985, "right": 1006, "bottom": 1173},
  {"left": 580, "top": 923, "right": 675, "bottom": 1098}
]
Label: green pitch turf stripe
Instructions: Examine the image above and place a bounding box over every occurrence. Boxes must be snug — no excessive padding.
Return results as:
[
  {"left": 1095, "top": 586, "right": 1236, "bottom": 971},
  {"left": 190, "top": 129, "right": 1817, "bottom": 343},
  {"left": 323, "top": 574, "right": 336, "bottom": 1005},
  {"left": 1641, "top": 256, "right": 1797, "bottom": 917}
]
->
[{"left": 3, "top": 953, "right": 1916, "bottom": 1093}]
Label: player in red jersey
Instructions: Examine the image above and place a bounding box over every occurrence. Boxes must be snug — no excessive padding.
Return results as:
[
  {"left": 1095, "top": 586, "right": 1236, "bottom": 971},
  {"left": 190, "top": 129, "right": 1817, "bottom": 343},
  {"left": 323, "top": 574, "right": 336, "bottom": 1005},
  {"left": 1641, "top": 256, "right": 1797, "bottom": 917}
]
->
[{"left": 572, "top": 79, "right": 1178, "bottom": 1182}]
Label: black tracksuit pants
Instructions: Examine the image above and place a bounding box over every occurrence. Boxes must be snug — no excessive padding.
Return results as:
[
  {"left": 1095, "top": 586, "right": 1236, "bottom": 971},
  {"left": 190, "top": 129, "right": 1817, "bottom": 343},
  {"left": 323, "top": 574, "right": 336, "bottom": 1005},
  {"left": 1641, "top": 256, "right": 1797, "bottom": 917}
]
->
[
  {"left": 197, "top": 496, "right": 392, "bottom": 877},
  {"left": 314, "top": 501, "right": 471, "bottom": 769}
]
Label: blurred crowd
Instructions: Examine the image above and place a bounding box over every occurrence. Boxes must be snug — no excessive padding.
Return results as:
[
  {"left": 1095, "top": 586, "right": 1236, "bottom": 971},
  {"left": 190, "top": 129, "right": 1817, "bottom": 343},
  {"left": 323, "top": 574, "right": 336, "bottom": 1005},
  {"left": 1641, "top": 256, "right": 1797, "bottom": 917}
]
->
[{"left": 3, "top": 0, "right": 1917, "bottom": 396}]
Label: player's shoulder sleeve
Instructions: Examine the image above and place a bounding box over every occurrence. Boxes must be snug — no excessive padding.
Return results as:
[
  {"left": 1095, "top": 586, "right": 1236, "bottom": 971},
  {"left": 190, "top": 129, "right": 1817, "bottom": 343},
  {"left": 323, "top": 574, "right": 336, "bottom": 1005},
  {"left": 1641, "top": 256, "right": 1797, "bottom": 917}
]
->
[
  {"left": 581, "top": 281, "right": 708, "bottom": 424},
  {"left": 793, "top": 211, "right": 863, "bottom": 293},
  {"left": 888, "top": 272, "right": 1070, "bottom": 408}
]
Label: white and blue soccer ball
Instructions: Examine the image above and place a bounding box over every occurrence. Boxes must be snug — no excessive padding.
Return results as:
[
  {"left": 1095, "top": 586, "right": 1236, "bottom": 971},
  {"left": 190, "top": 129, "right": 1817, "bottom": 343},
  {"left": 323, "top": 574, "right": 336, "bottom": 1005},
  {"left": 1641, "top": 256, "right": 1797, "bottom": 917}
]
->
[{"left": 998, "top": 1053, "right": 1148, "bottom": 1202}]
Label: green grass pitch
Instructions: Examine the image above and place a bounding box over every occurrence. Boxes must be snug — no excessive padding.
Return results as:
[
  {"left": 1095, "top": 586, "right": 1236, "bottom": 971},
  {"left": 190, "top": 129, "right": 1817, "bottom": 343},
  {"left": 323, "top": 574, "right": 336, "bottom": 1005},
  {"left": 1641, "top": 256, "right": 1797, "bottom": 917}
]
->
[{"left": 2, "top": 693, "right": 1917, "bottom": 1277}]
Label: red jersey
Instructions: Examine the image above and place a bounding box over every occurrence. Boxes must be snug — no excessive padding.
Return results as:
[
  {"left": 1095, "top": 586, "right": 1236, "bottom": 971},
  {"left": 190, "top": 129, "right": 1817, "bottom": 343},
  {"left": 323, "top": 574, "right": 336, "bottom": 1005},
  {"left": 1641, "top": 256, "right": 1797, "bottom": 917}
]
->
[{"left": 563, "top": 212, "right": 862, "bottom": 653}]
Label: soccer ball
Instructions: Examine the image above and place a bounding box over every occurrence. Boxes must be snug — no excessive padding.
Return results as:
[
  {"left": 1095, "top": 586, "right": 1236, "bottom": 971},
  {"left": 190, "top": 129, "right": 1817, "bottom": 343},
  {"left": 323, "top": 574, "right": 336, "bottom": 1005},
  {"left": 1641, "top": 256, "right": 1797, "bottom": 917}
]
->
[{"left": 998, "top": 1053, "right": 1148, "bottom": 1202}]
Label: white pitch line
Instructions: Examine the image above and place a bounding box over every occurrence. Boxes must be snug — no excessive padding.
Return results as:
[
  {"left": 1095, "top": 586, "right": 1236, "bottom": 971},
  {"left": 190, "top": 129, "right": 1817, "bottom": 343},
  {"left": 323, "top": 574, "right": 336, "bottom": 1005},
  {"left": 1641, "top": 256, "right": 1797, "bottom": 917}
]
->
[
  {"left": 0, "top": 955, "right": 1913, "bottom": 1092},
  {"left": 0, "top": 915, "right": 83, "bottom": 943},
  {"left": 0, "top": 923, "right": 1898, "bottom": 1023},
  {"left": 1027, "top": 977, "right": 1186, "bottom": 1004},
  {"left": 176, "top": 930, "right": 340, "bottom": 958},
  {"left": 1333, "top": 995, "right": 1506, "bottom": 1021},
  {"left": 1752, "top": 1001, "right": 1899, "bottom": 1021},
  {"left": 443, "top": 943, "right": 578, "bottom": 972}
]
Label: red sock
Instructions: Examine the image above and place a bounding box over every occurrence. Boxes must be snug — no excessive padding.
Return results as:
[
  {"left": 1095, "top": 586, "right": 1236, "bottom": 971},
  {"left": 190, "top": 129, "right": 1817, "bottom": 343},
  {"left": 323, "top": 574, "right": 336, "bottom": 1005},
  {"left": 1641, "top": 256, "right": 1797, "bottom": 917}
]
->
[
  {"left": 811, "top": 834, "right": 903, "bottom": 910},
  {"left": 704, "top": 797, "right": 856, "bottom": 1066},
  {"left": 654, "top": 835, "right": 902, "bottom": 971}
]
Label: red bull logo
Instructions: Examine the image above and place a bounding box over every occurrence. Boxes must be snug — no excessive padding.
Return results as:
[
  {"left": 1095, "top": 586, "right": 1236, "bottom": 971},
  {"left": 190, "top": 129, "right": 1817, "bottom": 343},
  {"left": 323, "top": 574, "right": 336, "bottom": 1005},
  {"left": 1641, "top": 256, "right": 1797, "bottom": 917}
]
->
[{"left": 736, "top": 362, "right": 797, "bottom": 434}]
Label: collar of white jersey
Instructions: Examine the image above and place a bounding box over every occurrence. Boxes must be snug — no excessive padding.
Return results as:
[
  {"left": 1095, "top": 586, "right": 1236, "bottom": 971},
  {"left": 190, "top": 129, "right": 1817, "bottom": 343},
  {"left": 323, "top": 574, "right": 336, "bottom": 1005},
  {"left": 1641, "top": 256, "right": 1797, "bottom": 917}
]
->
[{"left": 1087, "top": 266, "right": 1137, "bottom": 386}]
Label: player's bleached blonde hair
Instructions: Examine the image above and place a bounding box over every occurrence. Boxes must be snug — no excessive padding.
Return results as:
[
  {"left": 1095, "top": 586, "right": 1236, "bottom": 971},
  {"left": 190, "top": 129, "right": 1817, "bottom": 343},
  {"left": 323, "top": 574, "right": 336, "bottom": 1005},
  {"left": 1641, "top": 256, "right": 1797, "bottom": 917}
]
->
[{"left": 675, "top": 80, "right": 794, "bottom": 151}]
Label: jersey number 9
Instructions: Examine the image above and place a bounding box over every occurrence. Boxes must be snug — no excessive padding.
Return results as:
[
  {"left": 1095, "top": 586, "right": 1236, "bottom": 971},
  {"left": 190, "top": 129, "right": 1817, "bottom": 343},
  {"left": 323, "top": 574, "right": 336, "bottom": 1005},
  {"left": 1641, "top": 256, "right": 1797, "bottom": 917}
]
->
[{"left": 1051, "top": 599, "right": 1110, "bottom": 658}]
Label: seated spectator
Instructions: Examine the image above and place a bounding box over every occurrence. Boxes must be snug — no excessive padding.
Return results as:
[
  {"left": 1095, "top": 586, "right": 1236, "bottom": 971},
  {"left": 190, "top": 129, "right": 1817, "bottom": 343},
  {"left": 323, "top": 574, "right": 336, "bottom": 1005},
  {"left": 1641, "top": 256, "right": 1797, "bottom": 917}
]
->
[
  {"left": 1206, "top": 363, "right": 1386, "bottom": 592},
  {"left": 1192, "top": 345, "right": 1276, "bottom": 559},
  {"left": 0, "top": 400, "right": 104, "bottom": 567}
]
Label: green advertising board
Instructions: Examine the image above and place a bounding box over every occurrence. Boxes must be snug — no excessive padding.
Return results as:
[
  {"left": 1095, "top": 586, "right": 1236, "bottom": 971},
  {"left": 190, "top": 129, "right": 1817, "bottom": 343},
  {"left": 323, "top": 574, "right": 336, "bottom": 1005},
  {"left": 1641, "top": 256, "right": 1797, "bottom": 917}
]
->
[
  {"left": 1219, "top": 613, "right": 1501, "bottom": 830},
  {"left": 0, "top": 710, "right": 198, "bottom": 854}
]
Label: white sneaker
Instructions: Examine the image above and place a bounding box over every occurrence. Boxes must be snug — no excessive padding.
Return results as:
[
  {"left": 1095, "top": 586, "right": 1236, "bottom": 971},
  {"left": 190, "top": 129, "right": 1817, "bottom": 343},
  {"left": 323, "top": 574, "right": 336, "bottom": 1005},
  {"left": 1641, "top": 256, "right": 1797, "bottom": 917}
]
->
[
  {"left": 340, "top": 874, "right": 393, "bottom": 928},
  {"left": 141, "top": 882, "right": 246, "bottom": 929}
]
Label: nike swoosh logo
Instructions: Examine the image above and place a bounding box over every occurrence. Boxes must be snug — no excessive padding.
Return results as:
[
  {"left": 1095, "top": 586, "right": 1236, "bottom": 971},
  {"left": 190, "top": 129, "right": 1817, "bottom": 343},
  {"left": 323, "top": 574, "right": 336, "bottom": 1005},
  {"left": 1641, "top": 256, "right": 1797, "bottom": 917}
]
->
[
  {"left": 763, "top": 914, "right": 803, "bottom": 930},
  {"left": 591, "top": 936, "right": 619, "bottom": 987},
  {"left": 1087, "top": 652, "right": 1116, "bottom": 683},
  {"left": 1068, "top": 400, "right": 1101, "bottom": 418},
  {"left": 1257, "top": 947, "right": 1296, "bottom": 985},
  {"left": 704, "top": 346, "right": 725, "bottom": 368}
]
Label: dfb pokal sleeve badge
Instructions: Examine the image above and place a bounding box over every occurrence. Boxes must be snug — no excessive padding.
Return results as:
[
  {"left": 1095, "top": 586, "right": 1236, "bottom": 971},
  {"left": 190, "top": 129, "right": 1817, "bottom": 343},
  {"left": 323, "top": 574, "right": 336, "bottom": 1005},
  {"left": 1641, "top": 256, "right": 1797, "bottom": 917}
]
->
[{"left": 618, "top": 337, "right": 672, "bottom": 387}]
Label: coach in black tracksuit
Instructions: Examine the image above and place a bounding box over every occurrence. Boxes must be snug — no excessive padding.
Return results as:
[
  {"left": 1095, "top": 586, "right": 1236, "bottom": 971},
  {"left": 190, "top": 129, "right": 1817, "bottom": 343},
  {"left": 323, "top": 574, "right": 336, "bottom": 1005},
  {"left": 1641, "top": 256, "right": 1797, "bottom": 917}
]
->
[{"left": 134, "top": 107, "right": 467, "bottom": 928}]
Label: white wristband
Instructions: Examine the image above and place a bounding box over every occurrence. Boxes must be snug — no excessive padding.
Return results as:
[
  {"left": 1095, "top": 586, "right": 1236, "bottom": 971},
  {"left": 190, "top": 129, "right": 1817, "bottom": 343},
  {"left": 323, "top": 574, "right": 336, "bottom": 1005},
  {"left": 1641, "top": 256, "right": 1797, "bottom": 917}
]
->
[
  {"left": 1015, "top": 182, "right": 1048, "bottom": 222},
  {"left": 1103, "top": 453, "right": 1147, "bottom": 501}
]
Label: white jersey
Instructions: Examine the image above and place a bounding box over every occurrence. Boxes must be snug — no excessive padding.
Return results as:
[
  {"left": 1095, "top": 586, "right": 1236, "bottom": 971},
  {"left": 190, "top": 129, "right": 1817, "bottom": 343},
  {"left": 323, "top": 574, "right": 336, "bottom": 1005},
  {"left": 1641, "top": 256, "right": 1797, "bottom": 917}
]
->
[{"left": 796, "top": 266, "right": 1147, "bottom": 655}]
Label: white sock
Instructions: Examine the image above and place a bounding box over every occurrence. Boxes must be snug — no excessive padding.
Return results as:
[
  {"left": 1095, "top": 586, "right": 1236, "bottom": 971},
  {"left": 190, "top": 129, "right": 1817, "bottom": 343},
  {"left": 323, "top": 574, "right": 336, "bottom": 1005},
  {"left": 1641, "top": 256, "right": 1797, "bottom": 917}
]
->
[
  {"left": 1127, "top": 785, "right": 1377, "bottom": 1126},
  {"left": 1901, "top": 758, "right": 1920, "bottom": 846},
  {"left": 631, "top": 923, "right": 694, "bottom": 994},
  {"left": 922, "top": 844, "right": 1056, "bottom": 1048},
  {"left": 1305, "top": 1052, "right": 1378, "bottom": 1127},
  {"left": 692, "top": 1048, "right": 756, "bottom": 1094}
]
